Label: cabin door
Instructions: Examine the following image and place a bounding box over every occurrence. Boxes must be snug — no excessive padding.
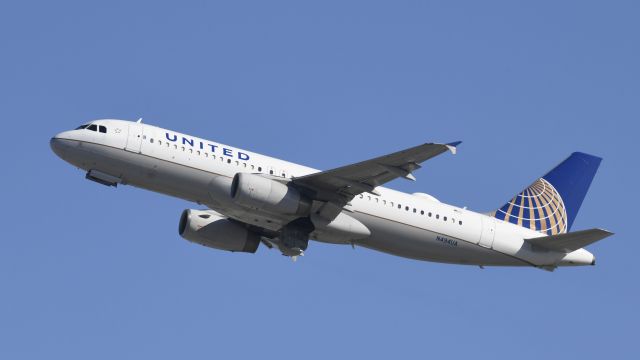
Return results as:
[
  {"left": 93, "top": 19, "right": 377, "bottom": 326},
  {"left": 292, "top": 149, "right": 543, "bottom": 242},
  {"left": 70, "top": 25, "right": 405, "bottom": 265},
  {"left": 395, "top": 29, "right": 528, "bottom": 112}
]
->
[{"left": 125, "top": 123, "right": 143, "bottom": 153}]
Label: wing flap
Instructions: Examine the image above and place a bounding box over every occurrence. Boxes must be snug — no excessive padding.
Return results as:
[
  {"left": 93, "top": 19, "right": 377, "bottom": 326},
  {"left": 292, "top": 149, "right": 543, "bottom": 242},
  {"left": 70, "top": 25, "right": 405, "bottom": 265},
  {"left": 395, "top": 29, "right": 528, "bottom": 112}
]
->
[{"left": 526, "top": 228, "right": 613, "bottom": 253}]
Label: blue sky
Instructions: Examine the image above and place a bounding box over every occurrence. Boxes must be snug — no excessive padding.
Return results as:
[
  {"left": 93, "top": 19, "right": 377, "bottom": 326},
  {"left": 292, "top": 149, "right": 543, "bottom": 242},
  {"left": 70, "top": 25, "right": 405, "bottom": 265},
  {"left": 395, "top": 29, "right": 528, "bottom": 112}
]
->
[{"left": 1, "top": 1, "right": 638, "bottom": 359}]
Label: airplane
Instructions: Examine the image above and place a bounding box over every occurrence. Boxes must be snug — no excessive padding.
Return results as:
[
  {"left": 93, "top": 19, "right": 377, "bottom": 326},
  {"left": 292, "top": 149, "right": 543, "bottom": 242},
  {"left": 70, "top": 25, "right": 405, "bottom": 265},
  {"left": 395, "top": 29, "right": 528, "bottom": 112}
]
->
[{"left": 50, "top": 119, "right": 613, "bottom": 270}]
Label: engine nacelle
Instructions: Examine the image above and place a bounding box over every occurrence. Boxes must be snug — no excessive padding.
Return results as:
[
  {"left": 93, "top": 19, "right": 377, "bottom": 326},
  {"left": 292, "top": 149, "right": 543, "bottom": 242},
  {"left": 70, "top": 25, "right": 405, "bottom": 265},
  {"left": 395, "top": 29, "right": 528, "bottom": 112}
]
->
[
  {"left": 178, "top": 209, "right": 260, "bottom": 253},
  {"left": 230, "top": 173, "right": 311, "bottom": 216}
]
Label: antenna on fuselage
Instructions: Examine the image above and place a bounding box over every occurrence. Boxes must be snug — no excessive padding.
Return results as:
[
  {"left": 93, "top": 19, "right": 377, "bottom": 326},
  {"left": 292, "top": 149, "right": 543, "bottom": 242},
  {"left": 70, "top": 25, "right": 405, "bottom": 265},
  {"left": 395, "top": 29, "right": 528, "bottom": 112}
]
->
[{"left": 136, "top": 118, "right": 143, "bottom": 123}]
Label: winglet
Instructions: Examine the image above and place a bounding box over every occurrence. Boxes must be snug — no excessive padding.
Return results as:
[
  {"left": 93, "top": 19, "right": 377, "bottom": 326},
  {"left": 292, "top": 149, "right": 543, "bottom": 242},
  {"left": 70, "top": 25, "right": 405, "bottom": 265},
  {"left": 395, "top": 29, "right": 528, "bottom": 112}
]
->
[{"left": 445, "top": 141, "right": 462, "bottom": 155}]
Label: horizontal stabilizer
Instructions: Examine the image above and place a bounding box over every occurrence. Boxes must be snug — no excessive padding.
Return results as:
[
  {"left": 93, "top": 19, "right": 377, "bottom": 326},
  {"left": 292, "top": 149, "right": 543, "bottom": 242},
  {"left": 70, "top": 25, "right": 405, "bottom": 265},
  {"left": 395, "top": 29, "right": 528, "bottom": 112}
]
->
[{"left": 526, "top": 228, "right": 613, "bottom": 253}]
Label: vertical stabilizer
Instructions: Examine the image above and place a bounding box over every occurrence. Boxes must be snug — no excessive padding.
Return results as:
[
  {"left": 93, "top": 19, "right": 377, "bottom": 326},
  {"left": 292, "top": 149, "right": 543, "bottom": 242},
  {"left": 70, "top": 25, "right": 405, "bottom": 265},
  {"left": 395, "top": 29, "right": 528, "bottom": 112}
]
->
[{"left": 492, "top": 152, "right": 602, "bottom": 235}]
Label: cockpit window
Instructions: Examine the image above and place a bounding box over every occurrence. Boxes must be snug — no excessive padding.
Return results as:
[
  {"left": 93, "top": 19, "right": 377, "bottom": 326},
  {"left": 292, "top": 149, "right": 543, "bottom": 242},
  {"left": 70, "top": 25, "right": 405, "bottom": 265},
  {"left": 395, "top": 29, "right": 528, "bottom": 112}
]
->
[{"left": 75, "top": 123, "right": 106, "bottom": 132}]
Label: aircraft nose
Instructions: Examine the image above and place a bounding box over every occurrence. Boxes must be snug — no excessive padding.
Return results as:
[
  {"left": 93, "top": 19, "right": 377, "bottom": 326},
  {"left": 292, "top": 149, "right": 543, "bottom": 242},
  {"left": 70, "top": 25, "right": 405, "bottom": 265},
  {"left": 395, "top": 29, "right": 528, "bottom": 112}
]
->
[
  {"left": 50, "top": 131, "right": 76, "bottom": 159},
  {"left": 50, "top": 136, "right": 65, "bottom": 158}
]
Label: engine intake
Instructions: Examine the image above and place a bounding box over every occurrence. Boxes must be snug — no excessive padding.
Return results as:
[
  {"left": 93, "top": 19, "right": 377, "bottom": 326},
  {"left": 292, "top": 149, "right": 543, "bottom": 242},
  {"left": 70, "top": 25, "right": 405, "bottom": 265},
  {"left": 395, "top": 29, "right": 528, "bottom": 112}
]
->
[
  {"left": 230, "top": 173, "right": 311, "bottom": 216},
  {"left": 178, "top": 209, "right": 260, "bottom": 253}
]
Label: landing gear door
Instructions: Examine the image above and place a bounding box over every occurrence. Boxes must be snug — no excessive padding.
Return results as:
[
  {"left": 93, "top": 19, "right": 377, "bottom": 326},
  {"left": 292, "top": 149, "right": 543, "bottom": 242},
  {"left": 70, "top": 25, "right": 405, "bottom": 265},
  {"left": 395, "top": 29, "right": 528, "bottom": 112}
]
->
[
  {"left": 479, "top": 216, "right": 496, "bottom": 248},
  {"left": 125, "top": 122, "right": 143, "bottom": 153}
]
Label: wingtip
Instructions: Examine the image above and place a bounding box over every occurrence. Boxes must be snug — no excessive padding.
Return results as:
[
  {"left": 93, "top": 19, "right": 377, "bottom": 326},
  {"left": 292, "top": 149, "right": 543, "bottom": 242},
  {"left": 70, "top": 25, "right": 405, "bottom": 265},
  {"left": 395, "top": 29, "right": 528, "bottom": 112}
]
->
[{"left": 447, "top": 141, "right": 462, "bottom": 147}]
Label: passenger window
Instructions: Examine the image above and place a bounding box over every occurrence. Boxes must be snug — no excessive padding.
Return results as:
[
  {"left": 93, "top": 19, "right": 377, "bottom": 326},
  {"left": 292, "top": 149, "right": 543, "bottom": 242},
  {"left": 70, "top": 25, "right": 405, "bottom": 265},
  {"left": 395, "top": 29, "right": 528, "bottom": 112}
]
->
[
  {"left": 150, "top": 138, "right": 154, "bottom": 143},
  {"left": 405, "top": 206, "right": 409, "bottom": 211},
  {"left": 459, "top": 221, "right": 463, "bottom": 225},
  {"left": 88, "top": 124, "right": 98, "bottom": 132},
  {"left": 99, "top": 125, "right": 107, "bottom": 133},
  {"left": 143, "top": 135, "right": 147, "bottom": 139},
  {"left": 189, "top": 149, "right": 193, "bottom": 154},
  {"left": 397, "top": 204, "right": 401, "bottom": 209},
  {"left": 413, "top": 208, "right": 416, "bottom": 213},
  {"left": 420, "top": 210, "right": 424, "bottom": 215},
  {"left": 251, "top": 165, "right": 255, "bottom": 170},
  {"left": 258, "top": 167, "right": 262, "bottom": 172},
  {"left": 227, "top": 159, "right": 231, "bottom": 164},
  {"left": 428, "top": 212, "right": 432, "bottom": 217},
  {"left": 444, "top": 216, "right": 447, "bottom": 221},
  {"left": 269, "top": 170, "right": 274, "bottom": 175},
  {"left": 436, "top": 214, "right": 440, "bottom": 219}
]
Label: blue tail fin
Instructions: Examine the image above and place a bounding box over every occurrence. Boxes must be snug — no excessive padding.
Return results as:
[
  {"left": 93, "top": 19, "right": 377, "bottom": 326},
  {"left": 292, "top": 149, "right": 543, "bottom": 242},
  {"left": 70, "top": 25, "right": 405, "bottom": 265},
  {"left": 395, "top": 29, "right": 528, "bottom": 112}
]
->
[{"left": 492, "top": 152, "right": 602, "bottom": 235}]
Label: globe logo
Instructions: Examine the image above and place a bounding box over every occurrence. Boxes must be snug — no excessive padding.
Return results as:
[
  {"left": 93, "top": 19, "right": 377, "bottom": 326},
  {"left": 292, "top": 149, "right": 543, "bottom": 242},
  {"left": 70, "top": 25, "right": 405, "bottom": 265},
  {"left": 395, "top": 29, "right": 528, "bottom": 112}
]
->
[{"left": 494, "top": 178, "right": 568, "bottom": 235}]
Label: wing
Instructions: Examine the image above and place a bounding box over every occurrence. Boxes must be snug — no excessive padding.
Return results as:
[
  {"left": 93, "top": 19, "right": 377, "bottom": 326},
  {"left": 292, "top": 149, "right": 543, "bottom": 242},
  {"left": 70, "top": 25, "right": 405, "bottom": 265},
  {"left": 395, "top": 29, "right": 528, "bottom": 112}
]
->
[{"left": 291, "top": 141, "right": 461, "bottom": 205}]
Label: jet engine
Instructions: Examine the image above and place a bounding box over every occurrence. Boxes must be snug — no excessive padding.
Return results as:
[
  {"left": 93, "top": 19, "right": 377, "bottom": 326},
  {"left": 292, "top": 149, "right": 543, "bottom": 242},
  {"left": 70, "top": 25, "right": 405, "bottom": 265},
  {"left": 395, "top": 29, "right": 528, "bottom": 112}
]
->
[
  {"left": 230, "top": 173, "right": 311, "bottom": 216},
  {"left": 178, "top": 209, "right": 260, "bottom": 253}
]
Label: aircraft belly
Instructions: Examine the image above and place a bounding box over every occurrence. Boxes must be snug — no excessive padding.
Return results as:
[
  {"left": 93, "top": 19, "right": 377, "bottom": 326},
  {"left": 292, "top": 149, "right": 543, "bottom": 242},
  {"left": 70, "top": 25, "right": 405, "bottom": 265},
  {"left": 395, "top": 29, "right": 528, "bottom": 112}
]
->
[
  {"left": 350, "top": 211, "right": 524, "bottom": 266},
  {"left": 80, "top": 143, "right": 211, "bottom": 203}
]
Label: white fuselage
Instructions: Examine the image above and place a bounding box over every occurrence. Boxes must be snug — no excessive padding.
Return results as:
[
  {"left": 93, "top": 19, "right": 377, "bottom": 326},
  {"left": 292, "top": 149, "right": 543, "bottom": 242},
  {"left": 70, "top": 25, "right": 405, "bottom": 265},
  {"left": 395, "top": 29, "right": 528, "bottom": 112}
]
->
[{"left": 50, "top": 119, "right": 595, "bottom": 268}]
